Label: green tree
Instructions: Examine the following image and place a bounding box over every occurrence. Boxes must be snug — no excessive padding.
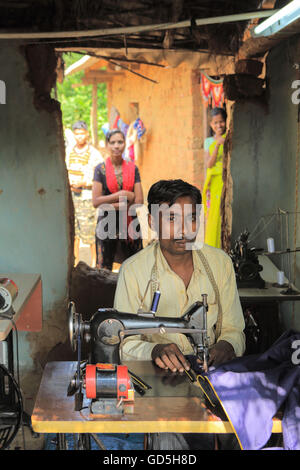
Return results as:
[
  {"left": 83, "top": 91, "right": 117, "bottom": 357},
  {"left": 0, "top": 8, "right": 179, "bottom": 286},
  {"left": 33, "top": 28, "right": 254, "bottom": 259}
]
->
[{"left": 56, "top": 52, "right": 107, "bottom": 141}]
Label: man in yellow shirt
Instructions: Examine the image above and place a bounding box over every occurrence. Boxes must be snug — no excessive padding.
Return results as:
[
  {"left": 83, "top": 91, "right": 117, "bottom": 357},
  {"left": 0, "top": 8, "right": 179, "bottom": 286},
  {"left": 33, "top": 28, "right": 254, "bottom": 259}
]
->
[{"left": 114, "top": 179, "right": 245, "bottom": 449}]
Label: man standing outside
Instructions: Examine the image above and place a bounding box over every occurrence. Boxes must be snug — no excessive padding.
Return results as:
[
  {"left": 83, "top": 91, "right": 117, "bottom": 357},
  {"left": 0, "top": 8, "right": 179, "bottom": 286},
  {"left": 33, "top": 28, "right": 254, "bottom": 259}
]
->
[
  {"left": 114, "top": 179, "right": 245, "bottom": 449},
  {"left": 66, "top": 120, "right": 103, "bottom": 267}
]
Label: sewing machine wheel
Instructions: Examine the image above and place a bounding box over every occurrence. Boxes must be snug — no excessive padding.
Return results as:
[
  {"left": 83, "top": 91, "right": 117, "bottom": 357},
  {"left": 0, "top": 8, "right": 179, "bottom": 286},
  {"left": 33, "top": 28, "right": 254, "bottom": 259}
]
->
[
  {"left": 68, "top": 301, "right": 82, "bottom": 352},
  {"left": 0, "top": 364, "right": 23, "bottom": 449}
]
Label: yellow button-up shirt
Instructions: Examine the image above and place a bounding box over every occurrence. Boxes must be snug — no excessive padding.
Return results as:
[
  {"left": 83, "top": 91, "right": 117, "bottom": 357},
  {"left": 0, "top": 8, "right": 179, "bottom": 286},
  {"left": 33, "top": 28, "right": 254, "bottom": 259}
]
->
[{"left": 114, "top": 241, "right": 245, "bottom": 361}]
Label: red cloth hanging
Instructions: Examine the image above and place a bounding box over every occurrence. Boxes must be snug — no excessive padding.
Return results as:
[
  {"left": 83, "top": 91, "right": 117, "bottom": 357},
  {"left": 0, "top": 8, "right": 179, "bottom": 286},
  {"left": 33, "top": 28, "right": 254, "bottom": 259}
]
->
[
  {"left": 211, "top": 83, "right": 224, "bottom": 108},
  {"left": 201, "top": 74, "right": 212, "bottom": 107},
  {"left": 112, "top": 114, "right": 120, "bottom": 129},
  {"left": 201, "top": 73, "right": 225, "bottom": 108}
]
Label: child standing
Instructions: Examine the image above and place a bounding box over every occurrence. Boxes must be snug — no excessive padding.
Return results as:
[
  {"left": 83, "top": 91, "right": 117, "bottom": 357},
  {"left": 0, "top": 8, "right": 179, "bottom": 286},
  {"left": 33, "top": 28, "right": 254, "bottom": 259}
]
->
[{"left": 202, "top": 107, "right": 227, "bottom": 249}]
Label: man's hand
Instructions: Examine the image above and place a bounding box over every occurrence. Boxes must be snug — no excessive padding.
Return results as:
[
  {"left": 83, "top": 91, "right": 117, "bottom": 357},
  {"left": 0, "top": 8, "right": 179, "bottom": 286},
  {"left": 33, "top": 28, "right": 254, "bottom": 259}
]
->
[
  {"left": 151, "top": 343, "right": 190, "bottom": 373},
  {"left": 207, "top": 340, "right": 236, "bottom": 367}
]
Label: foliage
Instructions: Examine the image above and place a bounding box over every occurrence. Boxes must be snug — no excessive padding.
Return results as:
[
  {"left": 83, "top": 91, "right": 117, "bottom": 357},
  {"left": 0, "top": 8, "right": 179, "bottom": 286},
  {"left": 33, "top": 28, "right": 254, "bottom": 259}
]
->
[{"left": 56, "top": 52, "right": 108, "bottom": 141}]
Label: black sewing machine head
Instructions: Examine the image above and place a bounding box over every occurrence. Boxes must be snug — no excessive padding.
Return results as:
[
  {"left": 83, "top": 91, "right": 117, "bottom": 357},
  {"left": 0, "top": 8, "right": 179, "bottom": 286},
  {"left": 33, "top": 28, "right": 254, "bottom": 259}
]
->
[
  {"left": 68, "top": 296, "right": 209, "bottom": 366},
  {"left": 67, "top": 296, "right": 210, "bottom": 412},
  {"left": 230, "top": 230, "right": 265, "bottom": 289}
]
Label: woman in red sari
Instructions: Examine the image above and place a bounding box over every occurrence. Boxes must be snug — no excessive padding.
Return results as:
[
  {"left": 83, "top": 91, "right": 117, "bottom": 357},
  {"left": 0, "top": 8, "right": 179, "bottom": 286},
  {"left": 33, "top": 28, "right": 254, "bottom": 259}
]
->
[{"left": 92, "top": 129, "right": 144, "bottom": 270}]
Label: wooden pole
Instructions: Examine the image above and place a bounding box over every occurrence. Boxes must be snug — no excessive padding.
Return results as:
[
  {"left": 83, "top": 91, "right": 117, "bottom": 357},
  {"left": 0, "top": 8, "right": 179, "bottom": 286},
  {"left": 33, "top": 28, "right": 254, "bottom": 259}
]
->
[{"left": 0, "top": 10, "right": 278, "bottom": 39}]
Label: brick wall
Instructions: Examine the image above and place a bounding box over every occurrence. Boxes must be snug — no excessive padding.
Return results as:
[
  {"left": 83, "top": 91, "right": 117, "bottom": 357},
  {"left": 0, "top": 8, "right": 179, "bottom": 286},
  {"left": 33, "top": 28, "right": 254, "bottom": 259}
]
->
[{"left": 107, "top": 62, "right": 205, "bottom": 197}]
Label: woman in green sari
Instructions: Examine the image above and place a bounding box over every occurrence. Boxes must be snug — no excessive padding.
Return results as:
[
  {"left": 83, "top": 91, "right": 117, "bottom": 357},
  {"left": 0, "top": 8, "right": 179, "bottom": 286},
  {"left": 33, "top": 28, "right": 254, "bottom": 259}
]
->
[{"left": 202, "top": 107, "right": 227, "bottom": 248}]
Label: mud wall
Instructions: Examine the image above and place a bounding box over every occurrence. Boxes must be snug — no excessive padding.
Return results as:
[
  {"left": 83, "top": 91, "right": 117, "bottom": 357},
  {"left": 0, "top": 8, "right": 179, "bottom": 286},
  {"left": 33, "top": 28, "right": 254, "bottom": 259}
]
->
[
  {"left": 0, "top": 42, "right": 72, "bottom": 411},
  {"left": 230, "top": 39, "right": 300, "bottom": 331}
]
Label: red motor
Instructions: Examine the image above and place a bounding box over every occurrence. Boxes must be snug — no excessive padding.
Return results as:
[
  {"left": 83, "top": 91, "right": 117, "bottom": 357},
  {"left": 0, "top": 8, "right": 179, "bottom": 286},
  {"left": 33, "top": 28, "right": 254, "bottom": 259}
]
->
[{"left": 85, "top": 363, "right": 133, "bottom": 401}]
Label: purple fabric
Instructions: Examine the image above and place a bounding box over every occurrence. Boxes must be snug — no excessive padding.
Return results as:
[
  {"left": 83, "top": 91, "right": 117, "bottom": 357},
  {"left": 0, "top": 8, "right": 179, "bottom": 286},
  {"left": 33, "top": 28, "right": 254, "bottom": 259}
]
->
[{"left": 204, "top": 330, "right": 300, "bottom": 450}]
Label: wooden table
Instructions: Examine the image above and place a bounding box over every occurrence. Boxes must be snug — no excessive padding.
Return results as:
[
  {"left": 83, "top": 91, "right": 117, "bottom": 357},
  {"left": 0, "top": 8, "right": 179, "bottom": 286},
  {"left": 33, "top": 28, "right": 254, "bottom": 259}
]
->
[
  {"left": 31, "top": 360, "right": 282, "bottom": 436},
  {"left": 237, "top": 256, "right": 300, "bottom": 353},
  {"left": 238, "top": 255, "right": 300, "bottom": 302}
]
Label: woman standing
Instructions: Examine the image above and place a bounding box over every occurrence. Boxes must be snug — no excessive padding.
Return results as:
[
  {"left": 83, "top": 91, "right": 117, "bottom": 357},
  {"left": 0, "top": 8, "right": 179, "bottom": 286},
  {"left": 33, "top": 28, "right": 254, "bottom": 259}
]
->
[
  {"left": 92, "top": 129, "right": 144, "bottom": 270},
  {"left": 202, "top": 107, "right": 227, "bottom": 249}
]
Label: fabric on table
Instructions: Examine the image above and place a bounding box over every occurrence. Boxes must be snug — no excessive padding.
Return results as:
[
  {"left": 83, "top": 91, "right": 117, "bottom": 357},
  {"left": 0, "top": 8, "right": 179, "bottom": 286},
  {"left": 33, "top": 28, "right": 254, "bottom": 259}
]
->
[{"left": 190, "top": 330, "right": 300, "bottom": 450}]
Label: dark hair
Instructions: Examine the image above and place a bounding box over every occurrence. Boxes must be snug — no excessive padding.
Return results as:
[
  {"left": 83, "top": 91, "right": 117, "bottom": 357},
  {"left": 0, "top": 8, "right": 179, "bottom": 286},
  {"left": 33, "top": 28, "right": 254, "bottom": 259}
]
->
[
  {"left": 148, "top": 179, "right": 202, "bottom": 214},
  {"left": 106, "top": 129, "right": 125, "bottom": 143},
  {"left": 209, "top": 107, "right": 227, "bottom": 122},
  {"left": 72, "top": 120, "right": 88, "bottom": 131}
]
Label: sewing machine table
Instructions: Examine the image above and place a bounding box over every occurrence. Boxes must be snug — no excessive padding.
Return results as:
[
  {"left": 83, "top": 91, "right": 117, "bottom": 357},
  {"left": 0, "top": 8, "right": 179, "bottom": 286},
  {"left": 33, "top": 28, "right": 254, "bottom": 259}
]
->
[{"left": 31, "top": 361, "right": 282, "bottom": 437}]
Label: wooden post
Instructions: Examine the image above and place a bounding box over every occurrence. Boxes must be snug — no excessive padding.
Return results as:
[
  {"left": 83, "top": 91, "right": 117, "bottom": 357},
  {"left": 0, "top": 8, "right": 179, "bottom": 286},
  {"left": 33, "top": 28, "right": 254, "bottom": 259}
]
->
[{"left": 91, "top": 82, "right": 98, "bottom": 148}]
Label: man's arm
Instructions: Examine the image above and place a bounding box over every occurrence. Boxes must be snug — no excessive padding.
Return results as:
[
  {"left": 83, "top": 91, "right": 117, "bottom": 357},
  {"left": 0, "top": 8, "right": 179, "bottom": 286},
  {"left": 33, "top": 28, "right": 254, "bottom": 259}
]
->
[{"left": 83, "top": 146, "right": 104, "bottom": 187}]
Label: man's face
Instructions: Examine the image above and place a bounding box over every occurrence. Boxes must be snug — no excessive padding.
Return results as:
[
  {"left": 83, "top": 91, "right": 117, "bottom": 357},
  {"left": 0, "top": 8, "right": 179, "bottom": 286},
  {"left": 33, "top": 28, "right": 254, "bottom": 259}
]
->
[
  {"left": 149, "top": 196, "right": 201, "bottom": 255},
  {"left": 74, "top": 128, "right": 89, "bottom": 146}
]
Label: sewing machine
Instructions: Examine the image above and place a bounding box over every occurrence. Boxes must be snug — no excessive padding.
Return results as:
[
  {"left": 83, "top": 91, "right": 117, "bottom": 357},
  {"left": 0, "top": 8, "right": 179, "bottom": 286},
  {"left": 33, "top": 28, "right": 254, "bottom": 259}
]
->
[
  {"left": 230, "top": 230, "right": 265, "bottom": 289},
  {"left": 0, "top": 278, "right": 22, "bottom": 449},
  {"left": 67, "top": 292, "right": 210, "bottom": 415}
]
